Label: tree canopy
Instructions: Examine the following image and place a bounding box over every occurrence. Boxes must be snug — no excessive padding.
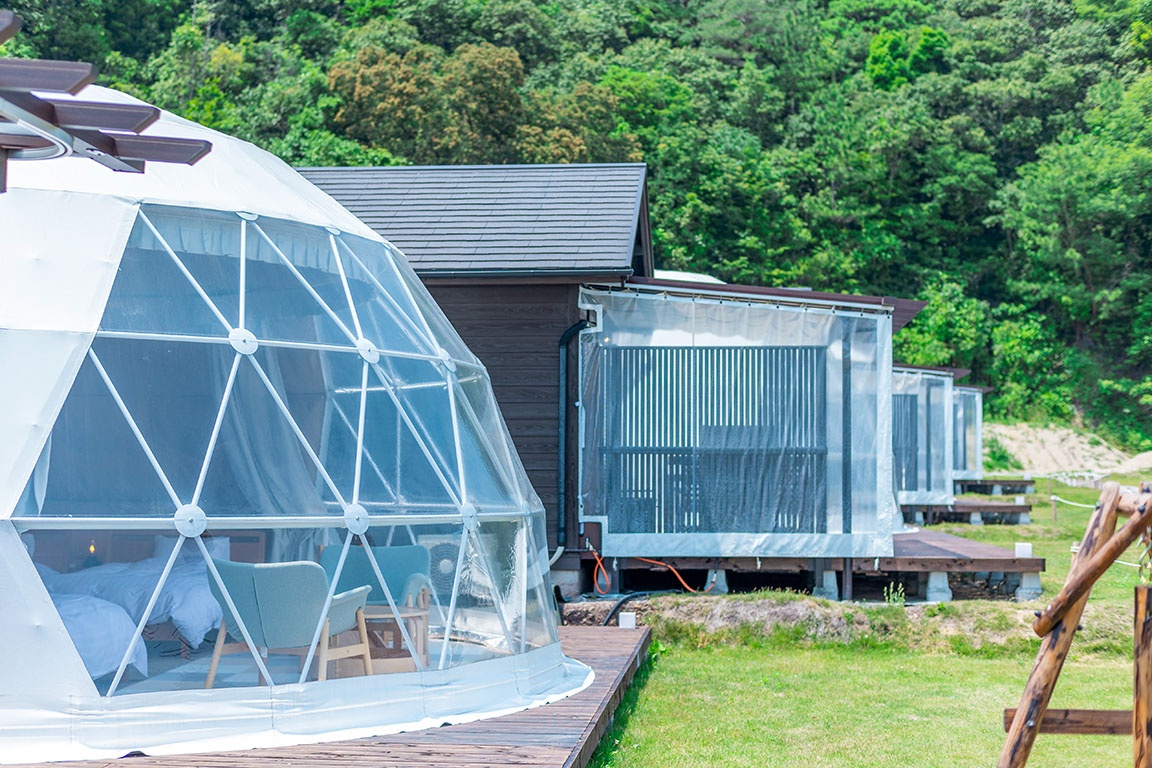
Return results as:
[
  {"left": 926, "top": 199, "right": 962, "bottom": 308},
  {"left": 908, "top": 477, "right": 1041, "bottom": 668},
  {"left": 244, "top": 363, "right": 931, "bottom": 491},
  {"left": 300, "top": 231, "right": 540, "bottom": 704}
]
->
[{"left": 7, "top": 0, "right": 1152, "bottom": 447}]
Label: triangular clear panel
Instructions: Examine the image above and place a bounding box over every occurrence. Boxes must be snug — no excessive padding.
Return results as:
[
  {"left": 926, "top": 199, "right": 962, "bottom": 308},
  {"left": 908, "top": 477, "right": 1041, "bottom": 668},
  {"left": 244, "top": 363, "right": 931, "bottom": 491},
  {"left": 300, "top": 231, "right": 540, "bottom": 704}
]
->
[
  {"left": 371, "top": 357, "right": 461, "bottom": 505},
  {"left": 37, "top": 355, "right": 176, "bottom": 518},
  {"left": 241, "top": 219, "right": 356, "bottom": 347},
  {"left": 86, "top": 337, "right": 227, "bottom": 505},
  {"left": 196, "top": 352, "right": 334, "bottom": 517},
  {"left": 338, "top": 235, "right": 439, "bottom": 356},
  {"left": 101, "top": 211, "right": 231, "bottom": 338}
]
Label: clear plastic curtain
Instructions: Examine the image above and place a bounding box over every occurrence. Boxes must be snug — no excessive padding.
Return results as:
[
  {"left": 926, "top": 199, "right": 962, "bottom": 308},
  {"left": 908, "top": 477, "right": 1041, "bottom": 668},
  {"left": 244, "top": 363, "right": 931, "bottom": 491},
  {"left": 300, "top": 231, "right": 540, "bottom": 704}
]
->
[
  {"left": 953, "top": 387, "right": 983, "bottom": 480},
  {"left": 892, "top": 369, "right": 954, "bottom": 505},
  {"left": 210, "top": 346, "right": 335, "bottom": 561},
  {"left": 579, "top": 288, "right": 895, "bottom": 559}
]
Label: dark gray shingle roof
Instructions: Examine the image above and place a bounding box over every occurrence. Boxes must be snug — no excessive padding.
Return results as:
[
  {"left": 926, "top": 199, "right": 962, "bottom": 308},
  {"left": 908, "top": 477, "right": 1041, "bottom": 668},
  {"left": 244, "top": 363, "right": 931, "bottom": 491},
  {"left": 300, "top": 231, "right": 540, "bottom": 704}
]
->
[{"left": 299, "top": 163, "right": 651, "bottom": 277}]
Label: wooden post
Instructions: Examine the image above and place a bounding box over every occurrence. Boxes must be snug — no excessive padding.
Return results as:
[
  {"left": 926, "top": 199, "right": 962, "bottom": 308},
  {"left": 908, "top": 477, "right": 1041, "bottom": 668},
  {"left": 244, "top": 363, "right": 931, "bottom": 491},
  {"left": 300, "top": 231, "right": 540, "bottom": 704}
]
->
[
  {"left": 998, "top": 483, "right": 1122, "bottom": 768},
  {"left": 1136, "top": 586, "right": 1152, "bottom": 767}
]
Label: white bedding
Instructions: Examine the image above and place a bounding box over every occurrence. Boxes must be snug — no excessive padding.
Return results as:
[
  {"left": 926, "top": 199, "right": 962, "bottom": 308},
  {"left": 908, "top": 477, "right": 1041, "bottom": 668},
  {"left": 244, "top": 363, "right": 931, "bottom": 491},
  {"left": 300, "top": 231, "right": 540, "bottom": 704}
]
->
[
  {"left": 50, "top": 592, "right": 147, "bottom": 680},
  {"left": 41, "top": 550, "right": 225, "bottom": 649}
]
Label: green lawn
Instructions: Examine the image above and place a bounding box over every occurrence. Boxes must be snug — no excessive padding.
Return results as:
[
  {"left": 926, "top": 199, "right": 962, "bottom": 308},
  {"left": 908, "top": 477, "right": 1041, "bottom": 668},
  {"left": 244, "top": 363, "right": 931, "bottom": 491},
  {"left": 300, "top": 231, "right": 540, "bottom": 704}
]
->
[{"left": 590, "top": 477, "right": 1151, "bottom": 767}]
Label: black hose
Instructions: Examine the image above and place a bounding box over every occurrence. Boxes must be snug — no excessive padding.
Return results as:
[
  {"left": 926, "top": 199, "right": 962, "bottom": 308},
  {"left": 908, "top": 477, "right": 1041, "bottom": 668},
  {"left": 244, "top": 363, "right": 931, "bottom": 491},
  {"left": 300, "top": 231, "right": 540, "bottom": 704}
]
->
[{"left": 601, "top": 590, "right": 676, "bottom": 626}]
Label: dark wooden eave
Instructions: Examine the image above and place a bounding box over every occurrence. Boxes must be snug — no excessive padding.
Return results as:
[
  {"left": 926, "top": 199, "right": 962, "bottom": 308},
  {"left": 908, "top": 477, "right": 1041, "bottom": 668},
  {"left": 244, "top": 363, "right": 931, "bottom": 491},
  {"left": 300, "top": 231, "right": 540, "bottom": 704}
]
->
[
  {"left": 893, "top": 362, "right": 972, "bottom": 381},
  {"left": 0, "top": 9, "right": 212, "bottom": 190}
]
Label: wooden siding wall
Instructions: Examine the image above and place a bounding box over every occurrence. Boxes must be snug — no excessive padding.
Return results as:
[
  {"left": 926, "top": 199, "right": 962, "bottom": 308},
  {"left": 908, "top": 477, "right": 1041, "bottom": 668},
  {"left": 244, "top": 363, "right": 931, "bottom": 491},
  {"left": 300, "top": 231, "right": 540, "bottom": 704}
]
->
[{"left": 423, "top": 283, "right": 582, "bottom": 553}]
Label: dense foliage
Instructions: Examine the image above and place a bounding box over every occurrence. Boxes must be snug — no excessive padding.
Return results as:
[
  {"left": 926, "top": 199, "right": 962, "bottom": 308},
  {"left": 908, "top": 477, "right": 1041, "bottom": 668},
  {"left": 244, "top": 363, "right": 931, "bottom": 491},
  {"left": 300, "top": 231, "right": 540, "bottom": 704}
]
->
[{"left": 7, "top": 0, "right": 1152, "bottom": 448}]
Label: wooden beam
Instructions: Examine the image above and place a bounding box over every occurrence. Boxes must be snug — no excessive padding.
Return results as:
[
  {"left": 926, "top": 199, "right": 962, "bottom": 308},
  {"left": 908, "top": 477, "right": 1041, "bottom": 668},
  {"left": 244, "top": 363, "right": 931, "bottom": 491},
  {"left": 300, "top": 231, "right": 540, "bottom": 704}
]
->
[
  {"left": 866, "top": 557, "right": 1045, "bottom": 573},
  {"left": 0, "top": 10, "right": 19, "bottom": 46},
  {"left": 0, "top": 132, "right": 52, "bottom": 149},
  {"left": 0, "top": 58, "right": 95, "bottom": 94},
  {"left": 999, "top": 483, "right": 1122, "bottom": 768},
  {"left": 45, "top": 99, "right": 160, "bottom": 132},
  {"left": 58, "top": 128, "right": 144, "bottom": 172},
  {"left": 1137, "top": 586, "right": 1152, "bottom": 766},
  {"left": 1003, "top": 708, "right": 1131, "bottom": 735},
  {"left": 1034, "top": 490, "right": 1152, "bottom": 637},
  {"left": 103, "top": 134, "right": 212, "bottom": 164}
]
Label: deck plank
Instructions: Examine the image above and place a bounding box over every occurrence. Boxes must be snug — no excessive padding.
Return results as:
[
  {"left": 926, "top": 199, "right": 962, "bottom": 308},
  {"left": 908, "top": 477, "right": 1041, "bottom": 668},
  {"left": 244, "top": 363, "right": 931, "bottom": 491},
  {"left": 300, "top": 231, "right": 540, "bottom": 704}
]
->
[
  {"left": 884, "top": 529, "right": 1045, "bottom": 573},
  {"left": 10, "top": 627, "right": 650, "bottom": 768}
]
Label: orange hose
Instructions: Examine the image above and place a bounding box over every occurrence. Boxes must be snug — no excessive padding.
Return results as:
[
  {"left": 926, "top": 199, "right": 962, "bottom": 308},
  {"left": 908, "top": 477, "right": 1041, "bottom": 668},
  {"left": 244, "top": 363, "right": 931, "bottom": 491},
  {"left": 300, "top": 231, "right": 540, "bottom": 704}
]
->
[
  {"left": 634, "top": 556, "right": 715, "bottom": 593},
  {"left": 588, "top": 540, "right": 611, "bottom": 594}
]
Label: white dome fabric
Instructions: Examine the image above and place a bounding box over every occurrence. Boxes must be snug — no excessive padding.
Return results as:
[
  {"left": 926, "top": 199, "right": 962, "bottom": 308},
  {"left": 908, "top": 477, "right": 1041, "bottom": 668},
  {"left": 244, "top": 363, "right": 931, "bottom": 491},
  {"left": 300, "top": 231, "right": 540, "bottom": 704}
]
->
[
  {"left": 0, "top": 88, "right": 588, "bottom": 763},
  {"left": 7, "top": 86, "right": 375, "bottom": 236}
]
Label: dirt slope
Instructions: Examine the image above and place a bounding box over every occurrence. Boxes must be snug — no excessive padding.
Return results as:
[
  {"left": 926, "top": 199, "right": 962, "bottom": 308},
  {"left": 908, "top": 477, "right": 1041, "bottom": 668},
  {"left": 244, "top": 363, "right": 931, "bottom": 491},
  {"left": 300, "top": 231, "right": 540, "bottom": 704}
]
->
[{"left": 985, "top": 423, "right": 1129, "bottom": 475}]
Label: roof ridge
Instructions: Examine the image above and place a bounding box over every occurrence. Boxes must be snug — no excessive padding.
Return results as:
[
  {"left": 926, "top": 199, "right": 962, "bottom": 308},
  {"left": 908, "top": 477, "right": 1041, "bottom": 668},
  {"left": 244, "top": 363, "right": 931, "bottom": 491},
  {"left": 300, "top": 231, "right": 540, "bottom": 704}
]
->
[{"left": 298, "top": 163, "right": 646, "bottom": 172}]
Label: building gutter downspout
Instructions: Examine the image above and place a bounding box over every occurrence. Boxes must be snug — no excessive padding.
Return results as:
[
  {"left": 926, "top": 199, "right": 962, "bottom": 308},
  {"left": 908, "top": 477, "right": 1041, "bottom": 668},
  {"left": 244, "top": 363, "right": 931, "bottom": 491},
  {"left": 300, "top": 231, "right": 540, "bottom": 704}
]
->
[{"left": 557, "top": 319, "right": 589, "bottom": 552}]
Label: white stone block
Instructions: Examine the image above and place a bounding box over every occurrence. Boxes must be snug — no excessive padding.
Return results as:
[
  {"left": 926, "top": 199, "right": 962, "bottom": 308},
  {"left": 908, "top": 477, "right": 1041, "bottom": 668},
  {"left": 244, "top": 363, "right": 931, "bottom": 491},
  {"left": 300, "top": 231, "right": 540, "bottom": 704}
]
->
[
  {"left": 551, "top": 569, "right": 581, "bottom": 600},
  {"left": 1015, "top": 572, "right": 1042, "bottom": 601},
  {"left": 926, "top": 571, "right": 952, "bottom": 602},
  {"left": 812, "top": 570, "right": 839, "bottom": 600},
  {"left": 705, "top": 568, "right": 729, "bottom": 594}
]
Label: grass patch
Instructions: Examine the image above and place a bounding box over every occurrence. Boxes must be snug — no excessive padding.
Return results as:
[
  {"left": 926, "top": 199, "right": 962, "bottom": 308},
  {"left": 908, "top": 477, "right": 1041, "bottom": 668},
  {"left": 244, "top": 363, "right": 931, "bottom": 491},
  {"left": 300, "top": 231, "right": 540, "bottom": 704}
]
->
[
  {"left": 589, "top": 645, "right": 1131, "bottom": 767},
  {"left": 589, "top": 475, "right": 1150, "bottom": 767}
]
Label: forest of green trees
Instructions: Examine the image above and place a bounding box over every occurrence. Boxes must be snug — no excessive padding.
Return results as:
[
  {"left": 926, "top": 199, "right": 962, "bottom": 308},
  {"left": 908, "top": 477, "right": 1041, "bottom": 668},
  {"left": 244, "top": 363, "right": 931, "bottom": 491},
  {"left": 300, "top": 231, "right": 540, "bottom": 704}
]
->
[{"left": 5, "top": 0, "right": 1152, "bottom": 449}]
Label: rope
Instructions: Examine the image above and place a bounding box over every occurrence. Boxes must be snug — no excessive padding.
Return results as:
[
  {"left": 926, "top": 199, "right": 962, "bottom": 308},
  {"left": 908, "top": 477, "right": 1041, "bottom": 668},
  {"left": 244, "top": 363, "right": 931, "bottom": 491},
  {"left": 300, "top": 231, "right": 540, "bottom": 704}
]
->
[
  {"left": 633, "top": 557, "right": 716, "bottom": 593},
  {"left": 1051, "top": 495, "right": 1097, "bottom": 509},
  {"left": 1069, "top": 542, "right": 1141, "bottom": 569}
]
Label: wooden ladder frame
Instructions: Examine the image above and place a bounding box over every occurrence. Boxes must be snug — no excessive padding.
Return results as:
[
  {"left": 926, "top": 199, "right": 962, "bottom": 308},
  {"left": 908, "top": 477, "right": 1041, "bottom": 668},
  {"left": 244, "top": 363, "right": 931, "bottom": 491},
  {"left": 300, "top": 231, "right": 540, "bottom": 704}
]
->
[{"left": 999, "top": 482, "right": 1152, "bottom": 767}]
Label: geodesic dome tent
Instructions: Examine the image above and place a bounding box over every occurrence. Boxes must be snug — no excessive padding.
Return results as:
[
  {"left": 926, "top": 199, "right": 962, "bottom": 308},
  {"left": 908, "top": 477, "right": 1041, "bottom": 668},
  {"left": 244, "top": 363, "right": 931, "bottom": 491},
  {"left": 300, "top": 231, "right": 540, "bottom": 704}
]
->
[
  {"left": 892, "top": 366, "right": 954, "bottom": 506},
  {"left": 0, "top": 87, "right": 587, "bottom": 764},
  {"left": 953, "top": 386, "right": 984, "bottom": 481}
]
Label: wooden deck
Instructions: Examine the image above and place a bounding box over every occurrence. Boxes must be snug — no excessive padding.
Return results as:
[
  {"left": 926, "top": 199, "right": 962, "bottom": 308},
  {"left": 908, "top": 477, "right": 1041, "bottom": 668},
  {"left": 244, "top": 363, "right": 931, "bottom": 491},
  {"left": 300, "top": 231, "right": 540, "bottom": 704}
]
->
[
  {"left": 956, "top": 478, "right": 1037, "bottom": 495},
  {"left": 15, "top": 626, "right": 651, "bottom": 768},
  {"left": 597, "top": 528, "right": 1044, "bottom": 575},
  {"left": 878, "top": 529, "right": 1044, "bottom": 573},
  {"left": 903, "top": 500, "right": 1034, "bottom": 525}
]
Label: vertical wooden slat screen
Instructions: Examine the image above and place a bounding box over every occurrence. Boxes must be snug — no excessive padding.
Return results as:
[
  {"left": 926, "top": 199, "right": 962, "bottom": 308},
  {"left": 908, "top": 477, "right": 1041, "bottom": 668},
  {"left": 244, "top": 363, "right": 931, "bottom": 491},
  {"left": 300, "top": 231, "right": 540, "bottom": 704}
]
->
[
  {"left": 598, "top": 345, "right": 828, "bottom": 535},
  {"left": 893, "top": 394, "right": 918, "bottom": 491}
]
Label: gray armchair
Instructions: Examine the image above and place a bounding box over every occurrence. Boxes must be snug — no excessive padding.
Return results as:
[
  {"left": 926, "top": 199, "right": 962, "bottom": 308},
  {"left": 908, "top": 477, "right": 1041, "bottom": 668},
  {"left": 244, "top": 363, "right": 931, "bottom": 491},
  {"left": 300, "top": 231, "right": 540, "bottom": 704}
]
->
[{"left": 205, "top": 559, "right": 373, "bottom": 688}]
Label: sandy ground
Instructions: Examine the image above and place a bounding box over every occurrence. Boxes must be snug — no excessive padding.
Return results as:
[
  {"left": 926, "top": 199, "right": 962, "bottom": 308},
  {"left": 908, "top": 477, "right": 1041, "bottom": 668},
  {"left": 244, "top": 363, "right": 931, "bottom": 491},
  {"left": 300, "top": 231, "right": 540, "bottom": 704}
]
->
[
  {"left": 1113, "top": 450, "right": 1152, "bottom": 474},
  {"left": 985, "top": 423, "right": 1130, "bottom": 475}
]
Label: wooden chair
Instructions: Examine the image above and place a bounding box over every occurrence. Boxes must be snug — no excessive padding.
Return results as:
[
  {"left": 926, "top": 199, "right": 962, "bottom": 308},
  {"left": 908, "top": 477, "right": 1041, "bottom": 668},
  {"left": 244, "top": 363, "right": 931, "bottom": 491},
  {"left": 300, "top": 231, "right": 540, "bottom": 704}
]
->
[{"left": 205, "top": 559, "right": 373, "bottom": 688}]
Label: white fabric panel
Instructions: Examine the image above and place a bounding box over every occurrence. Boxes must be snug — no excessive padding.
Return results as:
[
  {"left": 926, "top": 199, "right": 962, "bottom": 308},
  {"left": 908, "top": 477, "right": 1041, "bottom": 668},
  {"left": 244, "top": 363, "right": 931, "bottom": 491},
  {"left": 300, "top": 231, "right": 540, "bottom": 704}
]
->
[
  {"left": 0, "top": 330, "right": 92, "bottom": 519},
  {"left": 0, "top": 523, "right": 97, "bottom": 712},
  {"left": 599, "top": 531, "right": 894, "bottom": 558},
  {"left": 0, "top": 642, "right": 591, "bottom": 764},
  {"left": 7, "top": 88, "right": 377, "bottom": 241},
  {"left": 0, "top": 190, "right": 133, "bottom": 520},
  {"left": 0, "top": 190, "right": 134, "bottom": 333},
  {"left": 580, "top": 287, "right": 896, "bottom": 559}
]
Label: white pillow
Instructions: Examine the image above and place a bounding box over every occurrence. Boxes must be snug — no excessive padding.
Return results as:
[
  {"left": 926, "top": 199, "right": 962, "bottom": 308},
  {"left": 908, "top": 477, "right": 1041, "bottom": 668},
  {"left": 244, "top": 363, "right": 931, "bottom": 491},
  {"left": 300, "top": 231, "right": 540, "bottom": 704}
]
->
[{"left": 152, "top": 535, "right": 230, "bottom": 563}]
